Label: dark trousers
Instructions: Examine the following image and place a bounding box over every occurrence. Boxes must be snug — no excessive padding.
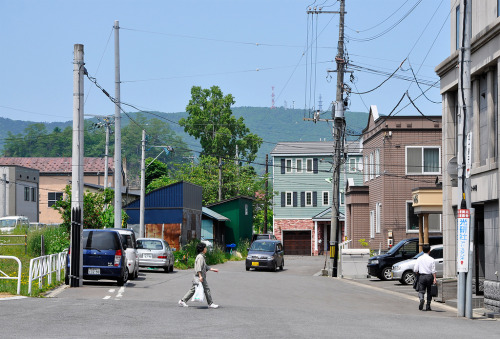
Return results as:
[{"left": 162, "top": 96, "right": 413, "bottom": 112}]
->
[{"left": 418, "top": 274, "right": 433, "bottom": 303}]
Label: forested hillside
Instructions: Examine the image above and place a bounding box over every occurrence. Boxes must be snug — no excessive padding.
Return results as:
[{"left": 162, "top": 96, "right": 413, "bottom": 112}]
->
[{"left": 0, "top": 107, "right": 368, "bottom": 174}]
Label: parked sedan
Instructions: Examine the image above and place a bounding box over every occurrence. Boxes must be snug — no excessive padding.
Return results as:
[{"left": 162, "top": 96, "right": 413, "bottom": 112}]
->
[
  {"left": 246, "top": 239, "right": 284, "bottom": 272},
  {"left": 136, "top": 238, "right": 174, "bottom": 273},
  {"left": 391, "top": 245, "right": 443, "bottom": 285}
]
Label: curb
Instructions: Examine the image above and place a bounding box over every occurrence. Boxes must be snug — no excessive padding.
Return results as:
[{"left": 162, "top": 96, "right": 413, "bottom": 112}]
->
[{"left": 44, "top": 284, "right": 69, "bottom": 298}]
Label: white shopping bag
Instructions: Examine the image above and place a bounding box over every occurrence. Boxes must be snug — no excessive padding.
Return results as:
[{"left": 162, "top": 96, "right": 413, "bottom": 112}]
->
[{"left": 191, "top": 283, "right": 205, "bottom": 303}]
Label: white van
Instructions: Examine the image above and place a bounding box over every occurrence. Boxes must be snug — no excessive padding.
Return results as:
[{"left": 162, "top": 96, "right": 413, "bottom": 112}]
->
[
  {"left": 0, "top": 216, "right": 30, "bottom": 233},
  {"left": 109, "top": 228, "right": 140, "bottom": 280}
]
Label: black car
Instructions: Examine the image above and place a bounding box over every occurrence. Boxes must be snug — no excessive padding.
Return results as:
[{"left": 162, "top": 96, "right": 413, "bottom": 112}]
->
[
  {"left": 367, "top": 236, "right": 443, "bottom": 280},
  {"left": 246, "top": 239, "right": 284, "bottom": 272},
  {"left": 251, "top": 234, "right": 277, "bottom": 243}
]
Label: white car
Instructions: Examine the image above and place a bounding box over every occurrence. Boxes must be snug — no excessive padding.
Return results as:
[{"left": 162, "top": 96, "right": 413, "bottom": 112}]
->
[
  {"left": 391, "top": 245, "right": 443, "bottom": 285},
  {"left": 110, "top": 228, "right": 140, "bottom": 280},
  {"left": 0, "top": 216, "right": 29, "bottom": 233},
  {"left": 136, "top": 238, "right": 174, "bottom": 273}
]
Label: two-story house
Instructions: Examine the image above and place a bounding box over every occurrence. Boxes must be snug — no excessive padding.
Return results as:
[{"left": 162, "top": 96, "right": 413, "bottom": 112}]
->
[
  {"left": 0, "top": 165, "right": 39, "bottom": 221},
  {"left": 346, "top": 106, "right": 443, "bottom": 250},
  {"left": 271, "top": 141, "right": 363, "bottom": 255},
  {"left": 436, "top": 0, "right": 500, "bottom": 313}
]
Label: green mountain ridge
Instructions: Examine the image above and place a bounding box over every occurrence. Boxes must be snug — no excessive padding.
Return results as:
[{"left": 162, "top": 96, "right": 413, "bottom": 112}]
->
[{"left": 0, "top": 107, "right": 369, "bottom": 167}]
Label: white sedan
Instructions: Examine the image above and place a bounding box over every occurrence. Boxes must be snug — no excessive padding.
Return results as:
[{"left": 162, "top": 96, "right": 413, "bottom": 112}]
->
[
  {"left": 391, "top": 245, "right": 443, "bottom": 285},
  {"left": 136, "top": 238, "right": 175, "bottom": 273}
]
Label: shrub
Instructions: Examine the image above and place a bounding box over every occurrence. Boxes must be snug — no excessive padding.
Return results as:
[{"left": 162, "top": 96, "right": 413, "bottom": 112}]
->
[
  {"left": 237, "top": 238, "right": 250, "bottom": 258},
  {"left": 27, "top": 226, "right": 70, "bottom": 257}
]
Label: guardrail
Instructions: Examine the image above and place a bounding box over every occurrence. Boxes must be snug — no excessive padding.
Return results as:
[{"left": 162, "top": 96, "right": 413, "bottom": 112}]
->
[
  {"left": 0, "top": 234, "right": 28, "bottom": 254},
  {"left": 0, "top": 256, "right": 22, "bottom": 295},
  {"left": 28, "top": 251, "right": 66, "bottom": 295}
]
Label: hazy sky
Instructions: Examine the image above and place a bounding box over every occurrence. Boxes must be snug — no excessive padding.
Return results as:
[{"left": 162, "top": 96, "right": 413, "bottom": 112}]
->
[{"left": 0, "top": 0, "right": 451, "bottom": 125}]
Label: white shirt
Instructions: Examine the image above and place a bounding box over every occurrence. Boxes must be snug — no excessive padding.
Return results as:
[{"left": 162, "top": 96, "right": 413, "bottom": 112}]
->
[{"left": 413, "top": 252, "right": 436, "bottom": 274}]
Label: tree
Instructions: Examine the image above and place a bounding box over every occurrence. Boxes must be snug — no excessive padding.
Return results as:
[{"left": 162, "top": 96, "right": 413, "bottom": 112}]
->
[
  {"left": 179, "top": 86, "right": 263, "bottom": 162},
  {"left": 52, "top": 186, "right": 128, "bottom": 231},
  {"left": 145, "top": 157, "right": 168, "bottom": 188}
]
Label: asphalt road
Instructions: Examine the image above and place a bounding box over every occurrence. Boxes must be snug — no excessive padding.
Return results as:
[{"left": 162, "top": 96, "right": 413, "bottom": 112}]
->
[{"left": 1, "top": 256, "right": 499, "bottom": 338}]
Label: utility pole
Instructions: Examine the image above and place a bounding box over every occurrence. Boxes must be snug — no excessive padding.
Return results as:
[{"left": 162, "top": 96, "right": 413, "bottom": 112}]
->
[
  {"left": 218, "top": 157, "right": 222, "bottom": 201},
  {"left": 304, "top": 2, "right": 346, "bottom": 277},
  {"left": 140, "top": 129, "right": 146, "bottom": 238},
  {"left": 264, "top": 154, "right": 269, "bottom": 234},
  {"left": 457, "top": 0, "right": 473, "bottom": 318},
  {"left": 104, "top": 119, "right": 111, "bottom": 189},
  {"left": 2, "top": 173, "right": 7, "bottom": 217},
  {"left": 70, "top": 44, "right": 85, "bottom": 287},
  {"left": 114, "top": 20, "right": 123, "bottom": 228}
]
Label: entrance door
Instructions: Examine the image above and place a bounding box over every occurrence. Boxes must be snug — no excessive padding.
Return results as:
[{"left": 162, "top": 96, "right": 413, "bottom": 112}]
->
[{"left": 283, "top": 230, "right": 311, "bottom": 256}]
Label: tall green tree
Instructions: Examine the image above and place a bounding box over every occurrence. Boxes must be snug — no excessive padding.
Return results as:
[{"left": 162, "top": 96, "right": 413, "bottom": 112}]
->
[{"left": 179, "top": 86, "right": 263, "bottom": 162}]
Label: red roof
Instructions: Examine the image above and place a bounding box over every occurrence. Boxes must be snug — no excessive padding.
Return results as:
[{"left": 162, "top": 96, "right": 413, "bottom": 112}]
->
[{"left": 0, "top": 157, "right": 114, "bottom": 174}]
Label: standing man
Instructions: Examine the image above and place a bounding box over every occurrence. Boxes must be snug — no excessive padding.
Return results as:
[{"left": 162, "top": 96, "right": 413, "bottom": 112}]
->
[
  {"left": 413, "top": 244, "right": 436, "bottom": 311},
  {"left": 178, "top": 242, "right": 219, "bottom": 309}
]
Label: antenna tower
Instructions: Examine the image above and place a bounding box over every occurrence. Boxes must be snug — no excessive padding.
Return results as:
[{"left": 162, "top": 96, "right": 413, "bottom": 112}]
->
[{"left": 271, "top": 86, "right": 276, "bottom": 109}]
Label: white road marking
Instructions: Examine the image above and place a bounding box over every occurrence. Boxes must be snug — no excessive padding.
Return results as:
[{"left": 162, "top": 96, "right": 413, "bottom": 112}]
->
[
  {"left": 108, "top": 289, "right": 115, "bottom": 293},
  {"left": 115, "top": 286, "right": 125, "bottom": 299},
  {"left": 103, "top": 296, "right": 111, "bottom": 300}
]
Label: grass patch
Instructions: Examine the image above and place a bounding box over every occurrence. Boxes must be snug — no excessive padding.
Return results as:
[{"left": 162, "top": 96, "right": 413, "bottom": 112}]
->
[{"left": 173, "top": 239, "right": 247, "bottom": 270}]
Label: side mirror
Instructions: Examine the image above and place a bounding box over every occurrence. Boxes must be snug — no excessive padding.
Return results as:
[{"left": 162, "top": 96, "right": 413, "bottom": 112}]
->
[{"left": 123, "top": 243, "right": 128, "bottom": 250}]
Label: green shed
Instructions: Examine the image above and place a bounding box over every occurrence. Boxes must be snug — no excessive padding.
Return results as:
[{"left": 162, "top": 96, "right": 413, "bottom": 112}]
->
[{"left": 206, "top": 196, "right": 254, "bottom": 247}]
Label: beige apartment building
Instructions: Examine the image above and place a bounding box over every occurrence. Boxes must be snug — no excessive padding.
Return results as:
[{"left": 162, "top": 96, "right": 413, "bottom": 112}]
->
[
  {"left": 436, "top": 1, "right": 500, "bottom": 312},
  {"left": 346, "top": 106, "right": 442, "bottom": 250},
  {"left": 0, "top": 157, "right": 117, "bottom": 224}
]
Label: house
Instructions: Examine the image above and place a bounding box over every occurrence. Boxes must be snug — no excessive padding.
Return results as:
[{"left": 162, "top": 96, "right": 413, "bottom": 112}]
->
[
  {"left": 435, "top": 0, "right": 500, "bottom": 312},
  {"left": 201, "top": 207, "right": 229, "bottom": 247},
  {"left": 271, "top": 141, "right": 363, "bottom": 255},
  {"left": 346, "top": 106, "right": 443, "bottom": 251},
  {"left": 124, "top": 181, "right": 202, "bottom": 251},
  {"left": 0, "top": 157, "right": 123, "bottom": 224},
  {"left": 0, "top": 165, "right": 39, "bottom": 222},
  {"left": 206, "top": 196, "right": 253, "bottom": 248}
]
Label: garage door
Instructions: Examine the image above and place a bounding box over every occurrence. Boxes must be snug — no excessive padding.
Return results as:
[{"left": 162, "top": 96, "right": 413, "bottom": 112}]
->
[{"left": 283, "top": 231, "right": 311, "bottom": 256}]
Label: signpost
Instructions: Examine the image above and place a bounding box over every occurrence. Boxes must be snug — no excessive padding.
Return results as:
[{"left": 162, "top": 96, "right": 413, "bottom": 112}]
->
[{"left": 457, "top": 209, "right": 470, "bottom": 272}]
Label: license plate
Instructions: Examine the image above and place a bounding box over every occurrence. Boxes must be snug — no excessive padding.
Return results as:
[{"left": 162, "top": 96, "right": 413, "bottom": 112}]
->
[
  {"left": 252, "top": 262, "right": 259, "bottom": 266},
  {"left": 88, "top": 268, "right": 100, "bottom": 275},
  {"left": 143, "top": 254, "right": 152, "bottom": 259}
]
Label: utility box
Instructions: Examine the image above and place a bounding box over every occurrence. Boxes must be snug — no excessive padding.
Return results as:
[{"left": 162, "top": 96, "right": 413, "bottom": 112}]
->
[{"left": 340, "top": 248, "right": 370, "bottom": 279}]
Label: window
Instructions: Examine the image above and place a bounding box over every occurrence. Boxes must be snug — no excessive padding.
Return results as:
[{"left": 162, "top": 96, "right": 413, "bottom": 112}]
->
[
  {"left": 296, "top": 159, "right": 303, "bottom": 173},
  {"left": 286, "top": 192, "right": 292, "bottom": 207},
  {"left": 24, "top": 187, "right": 30, "bottom": 201},
  {"left": 456, "top": 5, "right": 460, "bottom": 50},
  {"left": 406, "top": 201, "right": 442, "bottom": 232},
  {"left": 322, "top": 191, "right": 330, "bottom": 206},
  {"left": 306, "top": 158, "right": 313, "bottom": 173},
  {"left": 479, "top": 75, "right": 488, "bottom": 166},
  {"left": 245, "top": 204, "right": 248, "bottom": 215},
  {"left": 31, "top": 187, "right": 36, "bottom": 202},
  {"left": 369, "top": 153, "right": 374, "bottom": 180},
  {"left": 370, "top": 210, "right": 375, "bottom": 238},
  {"left": 364, "top": 156, "right": 369, "bottom": 182},
  {"left": 349, "top": 158, "right": 356, "bottom": 172},
  {"left": 375, "top": 149, "right": 380, "bottom": 177},
  {"left": 376, "top": 203, "right": 381, "bottom": 233},
  {"left": 406, "top": 147, "right": 440, "bottom": 175},
  {"left": 48, "top": 192, "right": 63, "bottom": 207},
  {"left": 305, "top": 191, "right": 313, "bottom": 206},
  {"left": 286, "top": 159, "right": 292, "bottom": 173},
  {"left": 340, "top": 190, "right": 345, "bottom": 205}
]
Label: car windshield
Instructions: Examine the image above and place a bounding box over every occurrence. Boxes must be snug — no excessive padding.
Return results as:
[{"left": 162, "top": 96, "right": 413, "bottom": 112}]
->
[
  {"left": 386, "top": 240, "right": 406, "bottom": 255},
  {"left": 413, "top": 251, "right": 424, "bottom": 259},
  {"left": 84, "top": 231, "right": 120, "bottom": 251},
  {"left": 250, "top": 242, "right": 275, "bottom": 252},
  {"left": 137, "top": 240, "right": 163, "bottom": 250},
  {"left": 0, "top": 220, "right": 16, "bottom": 227}
]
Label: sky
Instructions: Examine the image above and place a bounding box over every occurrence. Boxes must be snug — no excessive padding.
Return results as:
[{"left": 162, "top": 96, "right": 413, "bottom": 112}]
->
[{"left": 0, "top": 0, "right": 452, "bottom": 129}]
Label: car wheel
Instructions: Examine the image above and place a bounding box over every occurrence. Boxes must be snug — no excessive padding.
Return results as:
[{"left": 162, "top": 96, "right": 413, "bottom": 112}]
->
[
  {"left": 272, "top": 262, "right": 277, "bottom": 272},
  {"left": 280, "top": 259, "right": 284, "bottom": 271},
  {"left": 170, "top": 263, "right": 174, "bottom": 273},
  {"left": 380, "top": 267, "right": 392, "bottom": 281},
  {"left": 129, "top": 267, "right": 135, "bottom": 280},
  {"left": 245, "top": 266, "right": 250, "bottom": 271},
  {"left": 401, "top": 271, "right": 415, "bottom": 285},
  {"left": 117, "top": 268, "right": 128, "bottom": 286},
  {"left": 64, "top": 267, "right": 69, "bottom": 285}
]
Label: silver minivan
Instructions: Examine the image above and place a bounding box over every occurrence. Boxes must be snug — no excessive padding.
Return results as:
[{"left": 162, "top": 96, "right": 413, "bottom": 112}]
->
[
  {"left": 391, "top": 245, "right": 443, "bottom": 285},
  {"left": 110, "top": 228, "right": 140, "bottom": 280}
]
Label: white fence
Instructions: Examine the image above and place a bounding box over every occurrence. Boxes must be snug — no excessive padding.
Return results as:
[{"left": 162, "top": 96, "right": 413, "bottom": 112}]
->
[
  {"left": 28, "top": 251, "right": 66, "bottom": 295},
  {"left": 0, "top": 255, "right": 22, "bottom": 295}
]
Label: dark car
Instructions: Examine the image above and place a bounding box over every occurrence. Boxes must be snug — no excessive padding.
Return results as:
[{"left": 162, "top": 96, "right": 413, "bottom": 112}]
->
[
  {"left": 367, "top": 236, "right": 443, "bottom": 281},
  {"left": 246, "top": 239, "right": 284, "bottom": 272},
  {"left": 65, "top": 229, "right": 129, "bottom": 286},
  {"left": 251, "top": 234, "right": 277, "bottom": 242}
]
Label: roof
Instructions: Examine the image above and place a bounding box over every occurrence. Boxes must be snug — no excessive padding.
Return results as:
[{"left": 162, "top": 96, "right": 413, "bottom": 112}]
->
[
  {"left": 270, "top": 142, "right": 335, "bottom": 156},
  {"left": 312, "top": 207, "right": 345, "bottom": 221},
  {"left": 202, "top": 207, "right": 230, "bottom": 221},
  {"left": 206, "top": 195, "right": 254, "bottom": 207},
  {"left": 0, "top": 157, "right": 114, "bottom": 174},
  {"left": 345, "top": 140, "right": 362, "bottom": 154},
  {"left": 83, "top": 182, "right": 139, "bottom": 196}
]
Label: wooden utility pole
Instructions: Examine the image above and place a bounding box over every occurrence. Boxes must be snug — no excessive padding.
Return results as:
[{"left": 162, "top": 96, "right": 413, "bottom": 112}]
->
[
  {"left": 114, "top": 20, "right": 123, "bottom": 228},
  {"left": 140, "top": 129, "right": 146, "bottom": 238},
  {"left": 70, "top": 44, "right": 85, "bottom": 287}
]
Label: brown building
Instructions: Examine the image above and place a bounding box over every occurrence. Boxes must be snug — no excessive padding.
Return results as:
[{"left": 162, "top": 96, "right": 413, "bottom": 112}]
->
[
  {"left": 346, "top": 106, "right": 443, "bottom": 251},
  {"left": 0, "top": 157, "right": 123, "bottom": 224}
]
